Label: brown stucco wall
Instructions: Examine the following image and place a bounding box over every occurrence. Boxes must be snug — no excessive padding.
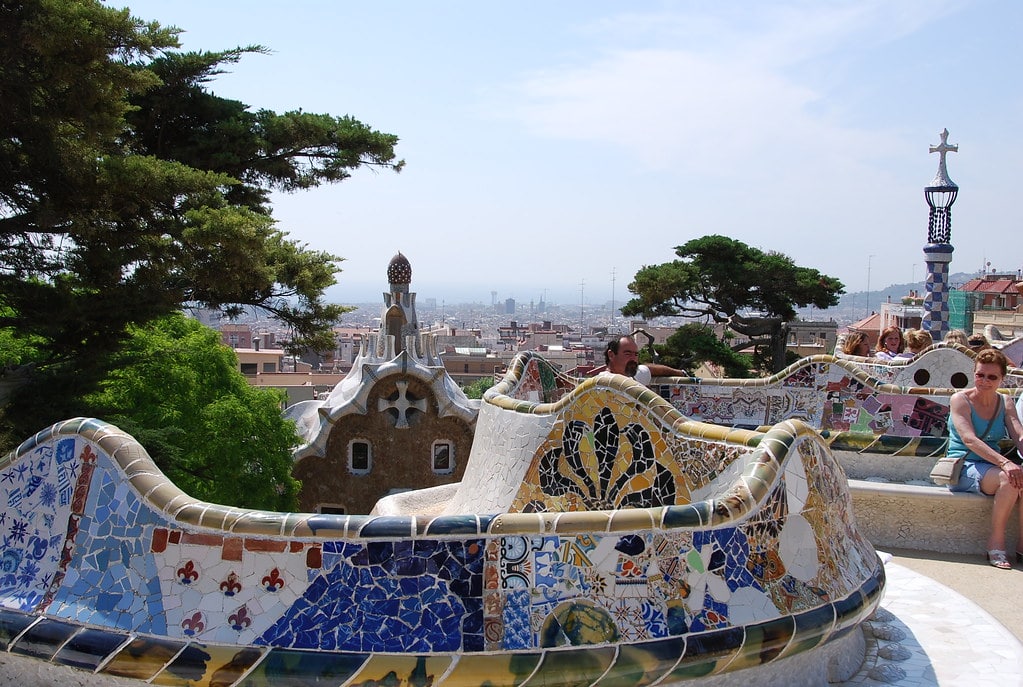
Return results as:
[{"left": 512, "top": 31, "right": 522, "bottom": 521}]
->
[{"left": 294, "top": 374, "right": 475, "bottom": 514}]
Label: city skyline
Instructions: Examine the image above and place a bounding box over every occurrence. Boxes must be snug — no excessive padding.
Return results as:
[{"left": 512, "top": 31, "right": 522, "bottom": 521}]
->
[{"left": 122, "top": 0, "right": 1023, "bottom": 305}]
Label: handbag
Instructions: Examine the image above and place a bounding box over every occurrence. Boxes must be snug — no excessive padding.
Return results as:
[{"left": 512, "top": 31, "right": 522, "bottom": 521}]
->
[
  {"left": 931, "top": 397, "right": 1003, "bottom": 486},
  {"left": 929, "top": 455, "right": 964, "bottom": 485}
]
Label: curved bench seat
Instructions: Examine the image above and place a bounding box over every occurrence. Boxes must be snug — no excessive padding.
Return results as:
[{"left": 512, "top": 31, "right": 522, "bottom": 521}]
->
[{"left": 848, "top": 479, "right": 1018, "bottom": 555}]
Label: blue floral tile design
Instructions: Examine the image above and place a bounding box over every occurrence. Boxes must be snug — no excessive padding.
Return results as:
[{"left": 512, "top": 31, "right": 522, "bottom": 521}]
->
[
  {"left": 502, "top": 589, "right": 532, "bottom": 650},
  {"left": 0, "top": 437, "right": 79, "bottom": 611}
]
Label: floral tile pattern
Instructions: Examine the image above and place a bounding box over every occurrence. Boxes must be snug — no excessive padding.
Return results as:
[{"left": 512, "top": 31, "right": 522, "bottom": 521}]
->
[{"left": 0, "top": 435, "right": 80, "bottom": 612}]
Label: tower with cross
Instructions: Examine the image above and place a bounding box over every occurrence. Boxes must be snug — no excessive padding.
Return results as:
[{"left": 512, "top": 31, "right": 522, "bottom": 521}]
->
[
  {"left": 922, "top": 128, "right": 959, "bottom": 339},
  {"left": 287, "top": 252, "right": 479, "bottom": 515}
]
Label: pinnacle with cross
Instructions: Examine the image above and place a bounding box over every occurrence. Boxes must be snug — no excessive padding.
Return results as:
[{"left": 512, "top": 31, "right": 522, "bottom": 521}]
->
[{"left": 928, "top": 128, "right": 958, "bottom": 189}]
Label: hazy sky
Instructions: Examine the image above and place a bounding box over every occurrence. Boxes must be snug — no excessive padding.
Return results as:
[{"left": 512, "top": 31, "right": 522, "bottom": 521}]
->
[{"left": 118, "top": 0, "right": 1022, "bottom": 306}]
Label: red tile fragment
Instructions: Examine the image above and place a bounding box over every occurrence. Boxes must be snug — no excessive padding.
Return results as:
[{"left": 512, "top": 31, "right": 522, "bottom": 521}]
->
[
  {"left": 244, "top": 539, "right": 287, "bottom": 553},
  {"left": 181, "top": 532, "right": 224, "bottom": 546},
  {"left": 222, "top": 538, "right": 243, "bottom": 561},
  {"left": 151, "top": 528, "right": 169, "bottom": 553}
]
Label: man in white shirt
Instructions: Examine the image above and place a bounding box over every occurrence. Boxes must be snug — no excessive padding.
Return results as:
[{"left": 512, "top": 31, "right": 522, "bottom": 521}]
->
[{"left": 604, "top": 335, "right": 687, "bottom": 383}]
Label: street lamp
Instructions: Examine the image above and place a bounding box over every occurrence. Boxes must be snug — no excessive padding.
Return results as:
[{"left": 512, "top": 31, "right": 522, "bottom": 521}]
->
[
  {"left": 921, "top": 128, "right": 959, "bottom": 339},
  {"left": 924, "top": 128, "right": 959, "bottom": 244}
]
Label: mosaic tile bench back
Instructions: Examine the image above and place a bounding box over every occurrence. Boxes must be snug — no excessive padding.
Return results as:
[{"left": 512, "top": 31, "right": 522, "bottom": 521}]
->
[{"left": 516, "top": 346, "right": 1022, "bottom": 455}]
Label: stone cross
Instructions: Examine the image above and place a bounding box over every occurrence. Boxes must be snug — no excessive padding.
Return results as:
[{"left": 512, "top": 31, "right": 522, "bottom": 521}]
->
[
  {"left": 928, "top": 128, "right": 958, "bottom": 187},
  {"left": 378, "top": 380, "right": 427, "bottom": 429}
]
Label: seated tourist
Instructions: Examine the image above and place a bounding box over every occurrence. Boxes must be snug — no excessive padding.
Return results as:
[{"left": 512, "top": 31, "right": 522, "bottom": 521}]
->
[
  {"left": 874, "top": 326, "right": 905, "bottom": 361},
  {"left": 967, "top": 332, "right": 991, "bottom": 352},
  {"left": 841, "top": 332, "right": 871, "bottom": 357},
  {"left": 605, "top": 336, "right": 687, "bottom": 384},
  {"left": 944, "top": 329, "right": 969, "bottom": 347},
  {"left": 947, "top": 349, "right": 1023, "bottom": 570},
  {"left": 900, "top": 329, "right": 933, "bottom": 358}
]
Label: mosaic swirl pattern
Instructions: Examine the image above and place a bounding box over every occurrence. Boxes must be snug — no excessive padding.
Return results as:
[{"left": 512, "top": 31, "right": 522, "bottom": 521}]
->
[{"left": 0, "top": 359, "right": 883, "bottom": 687}]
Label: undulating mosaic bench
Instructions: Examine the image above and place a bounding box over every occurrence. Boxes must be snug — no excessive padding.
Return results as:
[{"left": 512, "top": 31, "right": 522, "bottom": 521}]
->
[{"left": 0, "top": 351, "right": 884, "bottom": 686}]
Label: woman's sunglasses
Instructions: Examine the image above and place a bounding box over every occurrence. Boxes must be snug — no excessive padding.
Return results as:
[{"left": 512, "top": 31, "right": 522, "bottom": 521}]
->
[{"left": 974, "top": 372, "right": 1001, "bottom": 382}]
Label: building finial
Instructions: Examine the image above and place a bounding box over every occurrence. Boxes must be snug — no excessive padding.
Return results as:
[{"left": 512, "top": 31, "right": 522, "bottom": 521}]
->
[
  {"left": 387, "top": 252, "right": 412, "bottom": 285},
  {"left": 928, "top": 128, "right": 958, "bottom": 189}
]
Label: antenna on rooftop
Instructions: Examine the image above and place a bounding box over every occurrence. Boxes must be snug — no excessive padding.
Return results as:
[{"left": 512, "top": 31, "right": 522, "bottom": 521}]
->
[
  {"left": 580, "top": 279, "right": 585, "bottom": 332},
  {"left": 611, "top": 267, "right": 616, "bottom": 330}
]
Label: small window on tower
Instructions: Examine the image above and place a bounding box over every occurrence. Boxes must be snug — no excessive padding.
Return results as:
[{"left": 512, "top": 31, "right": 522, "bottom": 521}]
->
[
  {"left": 349, "top": 440, "right": 371, "bottom": 474},
  {"left": 432, "top": 441, "right": 453, "bottom": 474}
]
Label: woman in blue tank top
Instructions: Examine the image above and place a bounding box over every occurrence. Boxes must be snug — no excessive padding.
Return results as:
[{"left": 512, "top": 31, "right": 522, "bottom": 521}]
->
[{"left": 947, "top": 349, "right": 1023, "bottom": 569}]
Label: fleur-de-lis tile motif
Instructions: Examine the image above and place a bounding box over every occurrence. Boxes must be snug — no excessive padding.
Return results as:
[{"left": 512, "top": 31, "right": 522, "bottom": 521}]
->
[
  {"left": 181, "top": 611, "right": 205, "bottom": 636},
  {"left": 229, "top": 605, "right": 252, "bottom": 631},
  {"left": 220, "top": 571, "right": 242, "bottom": 596},
  {"left": 261, "top": 567, "right": 285, "bottom": 592},
  {"left": 176, "top": 560, "right": 199, "bottom": 585}
]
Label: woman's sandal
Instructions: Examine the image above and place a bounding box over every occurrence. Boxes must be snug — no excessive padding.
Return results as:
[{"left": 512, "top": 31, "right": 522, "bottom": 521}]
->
[{"left": 987, "top": 550, "right": 1012, "bottom": 570}]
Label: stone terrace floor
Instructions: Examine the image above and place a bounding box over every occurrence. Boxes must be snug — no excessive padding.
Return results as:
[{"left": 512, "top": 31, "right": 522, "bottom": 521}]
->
[{"left": 841, "top": 550, "right": 1023, "bottom": 686}]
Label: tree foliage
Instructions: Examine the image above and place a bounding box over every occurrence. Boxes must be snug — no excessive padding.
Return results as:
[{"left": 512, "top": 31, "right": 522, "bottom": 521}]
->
[
  {"left": 462, "top": 376, "right": 495, "bottom": 400},
  {"left": 656, "top": 324, "right": 753, "bottom": 378},
  {"left": 0, "top": 0, "right": 403, "bottom": 439},
  {"left": 84, "top": 313, "right": 300, "bottom": 510},
  {"left": 622, "top": 235, "right": 843, "bottom": 373},
  {"left": 125, "top": 48, "right": 405, "bottom": 209}
]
